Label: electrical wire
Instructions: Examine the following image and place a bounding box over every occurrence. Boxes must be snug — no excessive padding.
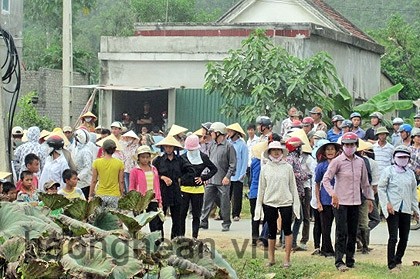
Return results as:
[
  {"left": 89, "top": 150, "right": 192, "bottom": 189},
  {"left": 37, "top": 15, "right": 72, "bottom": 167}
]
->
[{"left": 0, "top": 26, "right": 21, "bottom": 171}]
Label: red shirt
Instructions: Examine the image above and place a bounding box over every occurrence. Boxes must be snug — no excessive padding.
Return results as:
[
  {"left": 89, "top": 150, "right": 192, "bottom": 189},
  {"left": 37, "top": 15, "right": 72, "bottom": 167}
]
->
[{"left": 16, "top": 175, "right": 39, "bottom": 191}]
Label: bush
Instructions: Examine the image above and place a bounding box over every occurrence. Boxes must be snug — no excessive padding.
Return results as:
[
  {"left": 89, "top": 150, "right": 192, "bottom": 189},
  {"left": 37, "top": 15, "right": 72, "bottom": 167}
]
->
[{"left": 14, "top": 91, "right": 55, "bottom": 130}]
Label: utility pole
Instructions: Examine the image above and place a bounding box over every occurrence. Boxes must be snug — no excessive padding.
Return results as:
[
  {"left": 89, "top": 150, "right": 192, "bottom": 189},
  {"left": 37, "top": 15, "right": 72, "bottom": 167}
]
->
[
  {"left": 62, "top": 0, "right": 73, "bottom": 126},
  {"left": 0, "top": 78, "right": 8, "bottom": 171}
]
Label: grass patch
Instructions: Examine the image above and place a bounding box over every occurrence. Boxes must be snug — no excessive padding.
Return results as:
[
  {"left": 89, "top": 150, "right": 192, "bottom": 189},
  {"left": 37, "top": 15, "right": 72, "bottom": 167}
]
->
[{"left": 219, "top": 249, "right": 420, "bottom": 279}]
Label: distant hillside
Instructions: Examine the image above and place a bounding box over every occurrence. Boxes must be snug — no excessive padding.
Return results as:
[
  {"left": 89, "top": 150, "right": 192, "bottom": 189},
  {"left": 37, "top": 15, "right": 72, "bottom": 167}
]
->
[
  {"left": 198, "top": 0, "right": 419, "bottom": 31},
  {"left": 321, "top": 0, "right": 419, "bottom": 31}
]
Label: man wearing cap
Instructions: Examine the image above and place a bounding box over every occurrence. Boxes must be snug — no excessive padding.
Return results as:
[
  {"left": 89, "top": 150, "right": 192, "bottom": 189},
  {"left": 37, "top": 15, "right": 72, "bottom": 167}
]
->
[
  {"left": 110, "top": 121, "right": 123, "bottom": 140},
  {"left": 280, "top": 107, "right": 299, "bottom": 136},
  {"left": 327, "top": 115, "right": 344, "bottom": 143},
  {"left": 301, "top": 117, "right": 314, "bottom": 135},
  {"left": 350, "top": 112, "right": 365, "bottom": 139},
  {"left": 256, "top": 116, "right": 272, "bottom": 142},
  {"left": 391, "top": 118, "right": 404, "bottom": 146},
  {"left": 200, "top": 122, "right": 237, "bottom": 232},
  {"left": 11, "top": 126, "right": 24, "bottom": 151},
  {"left": 373, "top": 127, "right": 394, "bottom": 174},
  {"left": 322, "top": 132, "right": 374, "bottom": 272},
  {"left": 63, "top": 126, "right": 74, "bottom": 144},
  {"left": 364, "top": 112, "right": 384, "bottom": 143},
  {"left": 227, "top": 123, "right": 249, "bottom": 221},
  {"left": 414, "top": 114, "right": 420, "bottom": 129},
  {"left": 309, "top": 107, "right": 327, "bottom": 132}
]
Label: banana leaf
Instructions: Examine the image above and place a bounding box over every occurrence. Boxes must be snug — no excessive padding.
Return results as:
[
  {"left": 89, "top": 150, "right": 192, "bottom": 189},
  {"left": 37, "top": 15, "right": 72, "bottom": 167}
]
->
[
  {"left": 0, "top": 237, "right": 25, "bottom": 262},
  {"left": 63, "top": 197, "right": 102, "bottom": 221},
  {"left": 61, "top": 243, "right": 114, "bottom": 277},
  {"left": 118, "top": 190, "right": 155, "bottom": 215}
]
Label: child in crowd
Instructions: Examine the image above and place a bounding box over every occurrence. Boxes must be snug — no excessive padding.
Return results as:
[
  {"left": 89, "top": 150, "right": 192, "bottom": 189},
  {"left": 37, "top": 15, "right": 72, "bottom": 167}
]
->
[
  {"left": 130, "top": 145, "right": 162, "bottom": 234},
  {"left": 44, "top": 181, "right": 60, "bottom": 194},
  {"left": 16, "top": 153, "right": 40, "bottom": 191},
  {"left": 58, "top": 169, "right": 86, "bottom": 200},
  {"left": 1, "top": 181, "right": 17, "bottom": 201},
  {"left": 16, "top": 170, "right": 39, "bottom": 203}
]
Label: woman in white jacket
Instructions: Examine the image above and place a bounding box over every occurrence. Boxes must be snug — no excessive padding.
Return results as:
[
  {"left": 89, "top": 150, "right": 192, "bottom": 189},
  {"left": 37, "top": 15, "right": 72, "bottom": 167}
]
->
[{"left": 254, "top": 140, "right": 301, "bottom": 268}]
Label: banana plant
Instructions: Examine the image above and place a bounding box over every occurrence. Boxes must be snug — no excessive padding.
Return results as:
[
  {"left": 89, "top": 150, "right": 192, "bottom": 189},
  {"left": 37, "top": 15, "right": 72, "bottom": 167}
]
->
[{"left": 353, "top": 84, "right": 413, "bottom": 120}]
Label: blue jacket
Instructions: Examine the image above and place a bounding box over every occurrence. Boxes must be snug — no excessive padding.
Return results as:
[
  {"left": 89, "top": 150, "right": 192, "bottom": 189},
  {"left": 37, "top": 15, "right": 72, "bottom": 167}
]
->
[
  {"left": 315, "top": 160, "right": 335, "bottom": 205},
  {"left": 229, "top": 138, "right": 249, "bottom": 182},
  {"left": 248, "top": 158, "right": 261, "bottom": 199}
]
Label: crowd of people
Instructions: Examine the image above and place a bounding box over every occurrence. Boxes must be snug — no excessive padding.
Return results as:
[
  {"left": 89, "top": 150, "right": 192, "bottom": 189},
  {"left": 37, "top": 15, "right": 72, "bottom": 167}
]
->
[{"left": 1, "top": 107, "right": 420, "bottom": 273}]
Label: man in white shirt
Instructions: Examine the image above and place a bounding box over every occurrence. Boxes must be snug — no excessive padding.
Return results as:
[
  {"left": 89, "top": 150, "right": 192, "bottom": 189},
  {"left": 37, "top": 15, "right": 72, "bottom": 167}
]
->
[{"left": 280, "top": 107, "right": 299, "bottom": 136}]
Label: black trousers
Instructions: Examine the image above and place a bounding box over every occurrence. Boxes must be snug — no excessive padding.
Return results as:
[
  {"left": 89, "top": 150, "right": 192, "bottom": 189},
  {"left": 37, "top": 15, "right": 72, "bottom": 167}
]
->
[
  {"left": 162, "top": 203, "right": 182, "bottom": 239},
  {"left": 263, "top": 204, "right": 293, "bottom": 239},
  {"left": 312, "top": 208, "right": 322, "bottom": 249},
  {"left": 249, "top": 198, "right": 260, "bottom": 244},
  {"left": 146, "top": 202, "right": 163, "bottom": 237},
  {"left": 333, "top": 205, "right": 359, "bottom": 268},
  {"left": 301, "top": 188, "right": 312, "bottom": 243},
  {"left": 81, "top": 186, "right": 90, "bottom": 200},
  {"left": 230, "top": 181, "right": 244, "bottom": 218},
  {"left": 386, "top": 211, "right": 411, "bottom": 269},
  {"left": 320, "top": 205, "right": 335, "bottom": 254},
  {"left": 180, "top": 192, "right": 203, "bottom": 238}
]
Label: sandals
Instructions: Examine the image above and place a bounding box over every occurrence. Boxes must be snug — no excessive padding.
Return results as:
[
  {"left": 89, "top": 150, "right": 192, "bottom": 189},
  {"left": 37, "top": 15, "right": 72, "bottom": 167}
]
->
[
  {"left": 283, "top": 262, "right": 291, "bottom": 269},
  {"left": 337, "top": 264, "right": 349, "bottom": 272}
]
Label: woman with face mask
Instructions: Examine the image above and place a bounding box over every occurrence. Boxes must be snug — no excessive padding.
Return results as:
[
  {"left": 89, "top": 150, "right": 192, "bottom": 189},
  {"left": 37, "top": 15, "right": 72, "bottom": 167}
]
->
[
  {"left": 378, "top": 145, "right": 420, "bottom": 272},
  {"left": 254, "top": 140, "right": 301, "bottom": 268},
  {"left": 322, "top": 132, "right": 375, "bottom": 272}
]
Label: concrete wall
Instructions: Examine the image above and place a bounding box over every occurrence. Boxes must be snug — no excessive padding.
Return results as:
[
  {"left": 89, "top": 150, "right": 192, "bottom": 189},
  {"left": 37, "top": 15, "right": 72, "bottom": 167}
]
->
[
  {"left": 20, "top": 68, "right": 90, "bottom": 127},
  {"left": 99, "top": 34, "right": 381, "bottom": 101},
  {"left": 301, "top": 35, "right": 381, "bottom": 101}
]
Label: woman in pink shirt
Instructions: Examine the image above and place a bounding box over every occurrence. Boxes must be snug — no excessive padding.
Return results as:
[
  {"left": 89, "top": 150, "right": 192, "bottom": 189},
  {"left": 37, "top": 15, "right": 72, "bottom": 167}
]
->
[{"left": 129, "top": 145, "right": 162, "bottom": 234}]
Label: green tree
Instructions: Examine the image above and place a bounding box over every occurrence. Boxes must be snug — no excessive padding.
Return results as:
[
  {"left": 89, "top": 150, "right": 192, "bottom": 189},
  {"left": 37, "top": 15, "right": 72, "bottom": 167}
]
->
[
  {"left": 204, "top": 29, "right": 352, "bottom": 123},
  {"left": 14, "top": 92, "right": 55, "bottom": 130},
  {"left": 369, "top": 15, "right": 419, "bottom": 100},
  {"left": 131, "top": 0, "right": 196, "bottom": 22}
]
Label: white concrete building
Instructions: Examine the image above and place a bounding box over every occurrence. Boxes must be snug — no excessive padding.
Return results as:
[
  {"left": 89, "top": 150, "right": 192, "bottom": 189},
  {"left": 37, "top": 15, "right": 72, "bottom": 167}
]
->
[{"left": 98, "top": 0, "right": 384, "bottom": 131}]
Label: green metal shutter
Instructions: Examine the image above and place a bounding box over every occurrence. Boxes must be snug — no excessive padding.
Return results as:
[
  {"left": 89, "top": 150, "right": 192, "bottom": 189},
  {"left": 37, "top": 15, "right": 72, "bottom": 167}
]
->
[{"left": 175, "top": 88, "right": 248, "bottom": 131}]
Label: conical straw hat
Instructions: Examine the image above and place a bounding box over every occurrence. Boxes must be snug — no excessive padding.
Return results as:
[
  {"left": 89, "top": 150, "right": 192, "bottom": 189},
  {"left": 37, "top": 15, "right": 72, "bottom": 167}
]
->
[
  {"left": 357, "top": 139, "right": 373, "bottom": 152},
  {"left": 96, "top": 134, "right": 123, "bottom": 151},
  {"left": 193, "top": 128, "right": 203, "bottom": 137},
  {"left": 155, "top": 135, "right": 183, "bottom": 149},
  {"left": 0, "top": 171, "right": 12, "bottom": 180},
  {"left": 252, "top": 141, "right": 268, "bottom": 160},
  {"left": 226, "top": 123, "right": 246, "bottom": 137},
  {"left": 122, "top": 130, "right": 140, "bottom": 140},
  {"left": 40, "top": 130, "right": 51, "bottom": 139},
  {"left": 80, "top": 111, "right": 97, "bottom": 119},
  {"left": 289, "top": 129, "right": 312, "bottom": 153},
  {"left": 168, "top": 124, "right": 188, "bottom": 136}
]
